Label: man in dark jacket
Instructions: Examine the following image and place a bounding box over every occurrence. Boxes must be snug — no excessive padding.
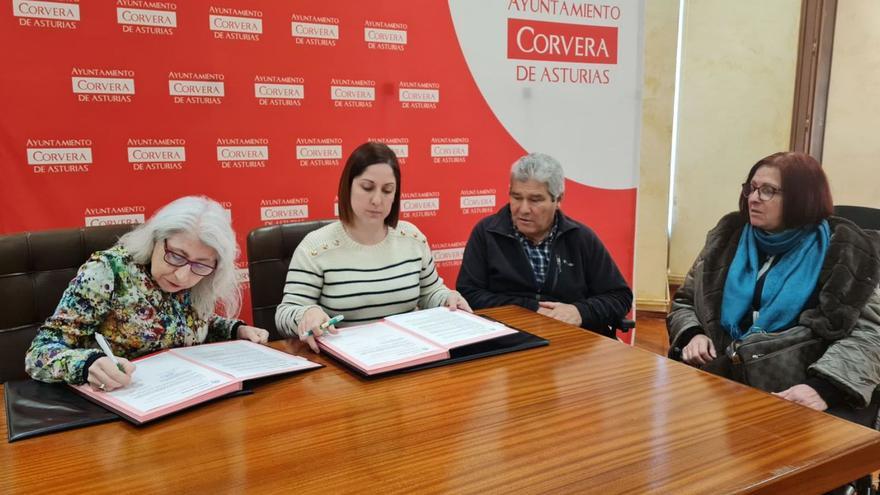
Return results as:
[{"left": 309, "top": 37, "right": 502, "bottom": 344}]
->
[{"left": 456, "top": 153, "right": 632, "bottom": 337}]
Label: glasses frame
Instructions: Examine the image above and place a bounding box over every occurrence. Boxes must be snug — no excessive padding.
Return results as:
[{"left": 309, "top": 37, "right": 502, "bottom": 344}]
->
[
  {"left": 163, "top": 239, "right": 216, "bottom": 276},
  {"left": 741, "top": 182, "right": 782, "bottom": 202}
]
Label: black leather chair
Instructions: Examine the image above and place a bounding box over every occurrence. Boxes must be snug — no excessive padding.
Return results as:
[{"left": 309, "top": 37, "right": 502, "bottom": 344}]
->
[
  {"left": 833, "top": 205, "right": 880, "bottom": 495},
  {"left": 835, "top": 205, "right": 880, "bottom": 231},
  {"left": 0, "top": 225, "right": 133, "bottom": 383},
  {"left": 247, "top": 220, "right": 335, "bottom": 341}
]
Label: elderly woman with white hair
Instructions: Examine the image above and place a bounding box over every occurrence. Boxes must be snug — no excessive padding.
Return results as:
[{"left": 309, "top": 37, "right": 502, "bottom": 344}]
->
[{"left": 25, "top": 196, "right": 269, "bottom": 392}]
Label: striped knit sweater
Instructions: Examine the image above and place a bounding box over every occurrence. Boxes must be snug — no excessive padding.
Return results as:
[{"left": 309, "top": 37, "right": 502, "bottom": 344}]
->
[{"left": 274, "top": 220, "right": 453, "bottom": 337}]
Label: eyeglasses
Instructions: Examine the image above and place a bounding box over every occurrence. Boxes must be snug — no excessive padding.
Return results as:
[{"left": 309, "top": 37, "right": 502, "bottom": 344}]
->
[
  {"left": 163, "top": 240, "right": 216, "bottom": 276},
  {"left": 741, "top": 182, "right": 782, "bottom": 202}
]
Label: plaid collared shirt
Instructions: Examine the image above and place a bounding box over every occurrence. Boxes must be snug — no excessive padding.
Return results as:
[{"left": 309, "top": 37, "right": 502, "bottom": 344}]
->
[{"left": 513, "top": 217, "right": 559, "bottom": 288}]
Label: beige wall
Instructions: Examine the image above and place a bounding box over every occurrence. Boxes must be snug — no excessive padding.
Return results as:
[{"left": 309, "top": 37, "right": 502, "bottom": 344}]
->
[
  {"left": 634, "top": 0, "right": 678, "bottom": 311},
  {"left": 634, "top": 1, "right": 878, "bottom": 308},
  {"left": 666, "top": 0, "right": 800, "bottom": 280},
  {"left": 822, "top": 0, "right": 880, "bottom": 207}
]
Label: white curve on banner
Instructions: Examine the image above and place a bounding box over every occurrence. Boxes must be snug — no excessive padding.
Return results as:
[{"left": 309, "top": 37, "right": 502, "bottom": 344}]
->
[{"left": 447, "top": 0, "right": 642, "bottom": 190}]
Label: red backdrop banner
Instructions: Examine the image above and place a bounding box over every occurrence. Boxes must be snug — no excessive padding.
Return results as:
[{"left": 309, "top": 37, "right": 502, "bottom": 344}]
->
[{"left": 1, "top": 0, "right": 643, "bottom": 339}]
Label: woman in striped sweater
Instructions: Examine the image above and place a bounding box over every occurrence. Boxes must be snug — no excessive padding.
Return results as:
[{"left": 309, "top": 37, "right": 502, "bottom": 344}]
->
[{"left": 275, "top": 142, "right": 471, "bottom": 352}]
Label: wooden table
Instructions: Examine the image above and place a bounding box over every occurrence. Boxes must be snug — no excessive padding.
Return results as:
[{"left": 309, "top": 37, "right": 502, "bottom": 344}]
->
[{"left": 2, "top": 306, "right": 880, "bottom": 494}]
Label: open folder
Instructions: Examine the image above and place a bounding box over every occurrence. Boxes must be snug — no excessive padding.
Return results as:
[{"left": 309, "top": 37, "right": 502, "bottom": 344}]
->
[
  {"left": 317, "top": 307, "right": 548, "bottom": 377},
  {"left": 71, "top": 340, "right": 320, "bottom": 424}
]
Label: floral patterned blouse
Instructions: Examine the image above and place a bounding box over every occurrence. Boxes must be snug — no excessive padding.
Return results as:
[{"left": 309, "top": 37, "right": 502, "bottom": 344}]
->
[{"left": 25, "top": 246, "right": 243, "bottom": 384}]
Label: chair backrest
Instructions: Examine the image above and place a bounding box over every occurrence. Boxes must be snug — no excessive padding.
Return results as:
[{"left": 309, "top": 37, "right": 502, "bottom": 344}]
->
[
  {"left": 834, "top": 205, "right": 880, "bottom": 231},
  {"left": 834, "top": 206, "right": 880, "bottom": 435},
  {"left": 247, "top": 220, "right": 335, "bottom": 340},
  {"left": 0, "top": 225, "right": 134, "bottom": 383}
]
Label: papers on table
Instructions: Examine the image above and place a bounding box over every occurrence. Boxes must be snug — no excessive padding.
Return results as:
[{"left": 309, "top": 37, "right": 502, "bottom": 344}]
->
[
  {"left": 386, "top": 307, "right": 516, "bottom": 347},
  {"left": 72, "top": 340, "right": 320, "bottom": 423},
  {"left": 172, "top": 340, "right": 317, "bottom": 380},
  {"left": 319, "top": 322, "right": 445, "bottom": 371},
  {"left": 107, "top": 352, "right": 232, "bottom": 413},
  {"left": 318, "top": 307, "right": 518, "bottom": 375}
]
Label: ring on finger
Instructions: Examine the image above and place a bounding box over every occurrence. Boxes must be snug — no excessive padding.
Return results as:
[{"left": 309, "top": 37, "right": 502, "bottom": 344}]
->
[{"left": 99, "top": 382, "right": 106, "bottom": 391}]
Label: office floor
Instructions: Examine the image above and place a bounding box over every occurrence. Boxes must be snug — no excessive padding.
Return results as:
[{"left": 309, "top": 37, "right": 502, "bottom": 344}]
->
[{"left": 632, "top": 313, "right": 668, "bottom": 355}]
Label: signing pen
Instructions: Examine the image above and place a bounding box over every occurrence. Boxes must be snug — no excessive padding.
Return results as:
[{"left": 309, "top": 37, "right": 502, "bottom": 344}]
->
[
  {"left": 305, "top": 314, "right": 344, "bottom": 338},
  {"left": 94, "top": 332, "right": 126, "bottom": 373}
]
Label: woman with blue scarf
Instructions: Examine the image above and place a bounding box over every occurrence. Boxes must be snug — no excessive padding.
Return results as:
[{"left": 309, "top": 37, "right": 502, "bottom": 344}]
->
[{"left": 667, "top": 152, "right": 880, "bottom": 425}]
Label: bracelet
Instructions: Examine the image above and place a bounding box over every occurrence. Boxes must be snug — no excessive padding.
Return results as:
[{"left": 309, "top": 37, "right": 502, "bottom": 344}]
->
[{"left": 230, "top": 320, "right": 245, "bottom": 337}]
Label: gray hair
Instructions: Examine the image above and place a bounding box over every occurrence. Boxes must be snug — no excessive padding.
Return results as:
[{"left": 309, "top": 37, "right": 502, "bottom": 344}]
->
[
  {"left": 510, "top": 153, "right": 565, "bottom": 200},
  {"left": 117, "top": 196, "right": 241, "bottom": 319}
]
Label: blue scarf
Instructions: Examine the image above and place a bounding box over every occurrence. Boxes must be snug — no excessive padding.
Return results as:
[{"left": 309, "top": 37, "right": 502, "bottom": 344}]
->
[{"left": 720, "top": 220, "right": 830, "bottom": 339}]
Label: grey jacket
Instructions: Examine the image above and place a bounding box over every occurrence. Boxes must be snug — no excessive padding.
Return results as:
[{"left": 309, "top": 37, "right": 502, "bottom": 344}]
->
[{"left": 668, "top": 212, "right": 880, "bottom": 407}]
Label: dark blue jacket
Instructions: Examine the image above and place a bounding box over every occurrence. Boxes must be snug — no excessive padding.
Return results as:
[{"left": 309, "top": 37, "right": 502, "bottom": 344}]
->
[{"left": 456, "top": 205, "right": 632, "bottom": 336}]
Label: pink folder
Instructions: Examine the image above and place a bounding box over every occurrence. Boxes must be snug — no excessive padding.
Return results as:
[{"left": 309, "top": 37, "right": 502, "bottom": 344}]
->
[
  {"left": 72, "top": 340, "right": 319, "bottom": 424},
  {"left": 318, "top": 308, "right": 518, "bottom": 376}
]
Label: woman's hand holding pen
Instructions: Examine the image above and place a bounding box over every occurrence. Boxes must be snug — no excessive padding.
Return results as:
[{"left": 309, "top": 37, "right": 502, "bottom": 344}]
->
[
  {"left": 87, "top": 356, "right": 136, "bottom": 392},
  {"left": 297, "top": 307, "right": 340, "bottom": 353}
]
